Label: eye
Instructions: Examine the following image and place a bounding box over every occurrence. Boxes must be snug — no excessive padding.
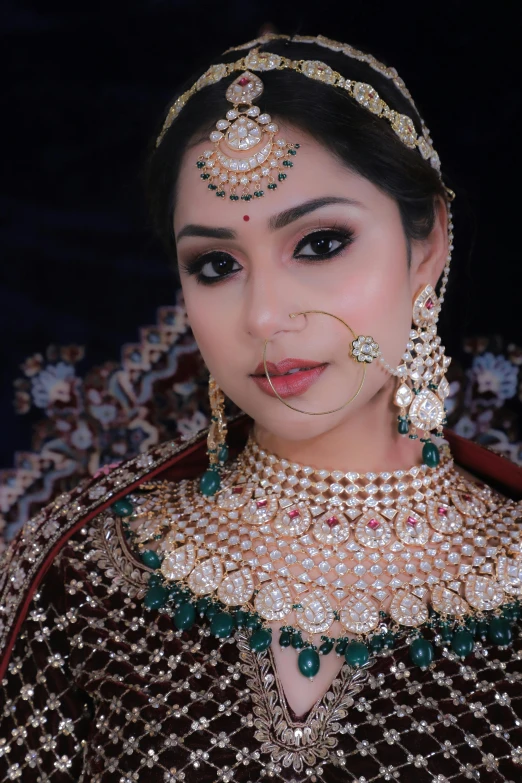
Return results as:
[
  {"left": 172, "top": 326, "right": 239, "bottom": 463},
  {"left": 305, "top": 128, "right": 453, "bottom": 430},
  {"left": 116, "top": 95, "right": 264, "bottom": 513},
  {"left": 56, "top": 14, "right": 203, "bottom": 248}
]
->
[
  {"left": 294, "top": 229, "right": 354, "bottom": 260},
  {"left": 182, "top": 251, "right": 242, "bottom": 284}
]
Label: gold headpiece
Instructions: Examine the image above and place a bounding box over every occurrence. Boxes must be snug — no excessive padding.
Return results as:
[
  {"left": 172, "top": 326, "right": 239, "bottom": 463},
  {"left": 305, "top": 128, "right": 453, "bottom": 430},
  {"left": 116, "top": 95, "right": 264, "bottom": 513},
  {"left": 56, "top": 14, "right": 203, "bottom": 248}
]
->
[{"left": 156, "top": 35, "right": 443, "bottom": 203}]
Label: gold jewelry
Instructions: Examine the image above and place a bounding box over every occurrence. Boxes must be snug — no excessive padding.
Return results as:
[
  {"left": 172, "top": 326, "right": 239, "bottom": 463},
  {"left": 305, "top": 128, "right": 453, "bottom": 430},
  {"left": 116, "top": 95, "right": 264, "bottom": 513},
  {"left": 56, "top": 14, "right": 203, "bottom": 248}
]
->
[
  {"left": 156, "top": 38, "right": 441, "bottom": 176},
  {"left": 262, "top": 311, "right": 378, "bottom": 415},
  {"left": 196, "top": 71, "right": 299, "bottom": 202},
  {"left": 130, "top": 436, "right": 522, "bottom": 677},
  {"left": 199, "top": 375, "right": 228, "bottom": 496}
]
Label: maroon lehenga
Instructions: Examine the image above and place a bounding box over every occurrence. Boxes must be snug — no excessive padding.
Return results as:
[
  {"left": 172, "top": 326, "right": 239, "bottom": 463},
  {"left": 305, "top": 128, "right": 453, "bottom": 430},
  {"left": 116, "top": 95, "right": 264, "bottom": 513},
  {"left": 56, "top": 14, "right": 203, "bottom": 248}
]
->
[{"left": 1, "top": 419, "right": 522, "bottom": 783}]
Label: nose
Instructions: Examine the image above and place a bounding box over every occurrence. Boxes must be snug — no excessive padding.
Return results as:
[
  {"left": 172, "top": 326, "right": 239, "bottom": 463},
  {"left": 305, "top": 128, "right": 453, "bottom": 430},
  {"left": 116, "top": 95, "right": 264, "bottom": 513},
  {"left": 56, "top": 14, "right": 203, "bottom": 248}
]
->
[{"left": 243, "top": 267, "right": 305, "bottom": 343}]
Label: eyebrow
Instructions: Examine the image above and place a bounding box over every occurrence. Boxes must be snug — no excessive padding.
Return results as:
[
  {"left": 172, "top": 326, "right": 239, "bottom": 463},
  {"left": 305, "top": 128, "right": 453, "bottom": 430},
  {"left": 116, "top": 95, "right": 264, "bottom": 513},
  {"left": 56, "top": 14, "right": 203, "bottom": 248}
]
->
[{"left": 175, "top": 196, "right": 363, "bottom": 242}]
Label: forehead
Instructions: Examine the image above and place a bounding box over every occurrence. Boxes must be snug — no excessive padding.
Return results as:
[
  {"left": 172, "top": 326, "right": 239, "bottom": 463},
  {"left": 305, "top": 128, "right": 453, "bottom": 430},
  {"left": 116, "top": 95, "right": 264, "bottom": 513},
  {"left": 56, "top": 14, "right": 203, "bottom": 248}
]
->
[{"left": 173, "top": 125, "right": 393, "bottom": 233}]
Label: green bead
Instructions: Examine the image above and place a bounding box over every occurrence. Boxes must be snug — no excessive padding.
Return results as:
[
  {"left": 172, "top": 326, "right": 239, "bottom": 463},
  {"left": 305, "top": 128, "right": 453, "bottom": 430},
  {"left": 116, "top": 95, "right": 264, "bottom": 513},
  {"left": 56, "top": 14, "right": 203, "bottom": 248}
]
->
[
  {"left": 208, "top": 184, "right": 217, "bottom": 191},
  {"left": 216, "top": 190, "right": 225, "bottom": 198},
  {"left": 465, "top": 617, "right": 477, "bottom": 635},
  {"left": 345, "top": 641, "right": 370, "bottom": 668},
  {"left": 250, "top": 628, "right": 272, "bottom": 653},
  {"left": 298, "top": 647, "right": 320, "bottom": 679},
  {"left": 474, "top": 619, "right": 489, "bottom": 640},
  {"left": 319, "top": 638, "right": 334, "bottom": 655},
  {"left": 200, "top": 173, "right": 210, "bottom": 180},
  {"left": 205, "top": 603, "right": 220, "bottom": 620},
  {"left": 229, "top": 194, "right": 239, "bottom": 201},
  {"left": 398, "top": 417, "right": 409, "bottom": 435},
  {"left": 245, "top": 613, "right": 261, "bottom": 631},
  {"left": 368, "top": 634, "right": 385, "bottom": 653},
  {"left": 291, "top": 632, "right": 304, "bottom": 649},
  {"left": 451, "top": 629, "right": 475, "bottom": 658},
  {"left": 147, "top": 572, "right": 163, "bottom": 587},
  {"left": 278, "top": 173, "right": 287, "bottom": 181},
  {"left": 174, "top": 601, "right": 196, "bottom": 631},
  {"left": 112, "top": 498, "right": 134, "bottom": 517},
  {"left": 294, "top": 144, "right": 301, "bottom": 149},
  {"left": 218, "top": 445, "right": 229, "bottom": 464},
  {"left": 502, "top": 603, "right": 520, "bottom": 622},
  {"left": 488, "top": 617, "right": 513, "bottom": 646},
  {"left": 200, "top": 469, "right": 221, "bottom": 496},
  {"left": 234, "top": 610, "right": 248, "bottom": 628},
  {"left": 439, "top": 622, "right": 454, "bottom": 643},
  {"left": 279, "top": 630, "right": 292, "bottom": 648},
  {"left": 196, "top": 597, "right": 210, "bottom": 617},
  {"left": 422, "top": 441, "right": 440, "bottom": 468},
  {"left": 409, "top": 638, "right": 434, "bottom": 667},
  {"left": 288, "top": 148, "right": 297, "bottom": 155},
  {"left": 196, "top": 161, "right": 205, "bottom": 168},
  {"left": 335, "top": 638, "right": 348, "bottom": 656},
  {"left": 144, "top": 585, "right": 168, "bottom": 610},
  {"left": 383, "top": 632, "right": 396, "bottom": 649},
  {"left": 210, "top": 612, "right": 235, "bottom": 639},
  {"left": 140, "top": 549, "right": 162, "bottom": 569},
  {"left": 282, "top": 160, "right": 293, "bottom": 167},
  {"left": 267, "top": 183, "right": 277, "bottom": 190}
]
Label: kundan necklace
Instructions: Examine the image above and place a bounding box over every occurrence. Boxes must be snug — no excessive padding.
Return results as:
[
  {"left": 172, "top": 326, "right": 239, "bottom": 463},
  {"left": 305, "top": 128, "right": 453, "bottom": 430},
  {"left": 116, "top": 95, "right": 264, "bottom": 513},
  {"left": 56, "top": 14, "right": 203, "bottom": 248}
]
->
[{"left": 112, "top": 437, "right": 522, "bottom": 680}]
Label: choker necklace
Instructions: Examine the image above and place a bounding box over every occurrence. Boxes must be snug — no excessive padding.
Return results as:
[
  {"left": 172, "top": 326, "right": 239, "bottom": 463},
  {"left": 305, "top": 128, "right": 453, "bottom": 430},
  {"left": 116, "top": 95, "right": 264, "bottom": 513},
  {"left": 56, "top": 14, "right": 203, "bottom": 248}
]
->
[{"left": 114, "top": 437, "right": 522, "bottom": 680}]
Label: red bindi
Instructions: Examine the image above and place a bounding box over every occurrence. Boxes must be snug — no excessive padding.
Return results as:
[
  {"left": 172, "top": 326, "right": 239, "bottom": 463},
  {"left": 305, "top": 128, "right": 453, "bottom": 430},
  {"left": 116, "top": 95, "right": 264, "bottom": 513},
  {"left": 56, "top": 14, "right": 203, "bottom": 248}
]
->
[{"left": 243, "top": 215, "right": 250, "bottom": 222}]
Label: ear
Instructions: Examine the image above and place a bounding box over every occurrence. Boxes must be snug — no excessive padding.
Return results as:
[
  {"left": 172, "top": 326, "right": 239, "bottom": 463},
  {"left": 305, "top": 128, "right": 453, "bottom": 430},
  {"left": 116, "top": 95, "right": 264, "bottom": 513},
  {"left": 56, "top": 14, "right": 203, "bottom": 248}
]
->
[{"left": 409, "top": 197, "right": 449, "bottom": 299}]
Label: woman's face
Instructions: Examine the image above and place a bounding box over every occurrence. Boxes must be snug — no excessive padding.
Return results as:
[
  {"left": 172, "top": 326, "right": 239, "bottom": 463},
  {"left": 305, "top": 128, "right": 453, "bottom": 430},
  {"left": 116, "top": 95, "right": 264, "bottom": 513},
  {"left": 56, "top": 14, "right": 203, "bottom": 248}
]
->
[{"left": 174, "top": 126, "right": 445, "bottom": 443}]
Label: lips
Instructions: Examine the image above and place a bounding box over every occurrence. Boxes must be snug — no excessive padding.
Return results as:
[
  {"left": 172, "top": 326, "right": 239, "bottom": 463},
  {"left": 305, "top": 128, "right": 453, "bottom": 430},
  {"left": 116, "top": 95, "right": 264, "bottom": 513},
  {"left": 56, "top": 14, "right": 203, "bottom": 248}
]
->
[
  {"left": 251, "top": 358, "right": 326, "bottom": 377},
  {"left": 250, "top": 358, "right": 328, "bottom": 399}
]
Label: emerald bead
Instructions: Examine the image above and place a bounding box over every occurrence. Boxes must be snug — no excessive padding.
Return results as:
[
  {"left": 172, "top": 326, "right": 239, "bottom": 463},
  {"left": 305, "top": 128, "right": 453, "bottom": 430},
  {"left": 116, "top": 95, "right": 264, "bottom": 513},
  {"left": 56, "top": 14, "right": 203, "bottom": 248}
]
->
[
  {"left": 144, "top": 585, "right": 168, "bottom": 610},
  {"left": 205, "top": 603, "right": 220, "bottom": 620},
  {"left": 345, "top": 641, "right": 370, "bottom": 668},
  {"left": 174, "top": 601, "right": 196, "bottom": 631},
  {"left": 279, "top": 630, "right": 292, "bottom": 648},
  {"left": 465, "top": 617, "right": 477, "bottom": 635},
  {"left": 216, "top": 190, "right": 225, "bottom": 198},
  {"left": 208, "top": 184, "right": 217, "bottom": 190},
  {"left": 422, "top": 441, "right": 440, "bottom": 467},
  {"left": 278, "top": 173, "right": 287, "bottom": 181},
  {"left": 200, "top": 469, "right": 221, "bottom": 496},
  {"left": 502, "top": 603, "right": 520, "bottom": 622},
  {"left": 319, "top": 638, "right": 334, "bottom": 655},
  {"left": 291, "top": 632, "right": 304, "bottom": 649},
  {"left": 112, "top": 498, "right": 134, "bottom": 517},
  {"left": 245, "top": 613, "right": 261, "bottom": 631},
  {"left": 451, "top": 629, "right": 475, "bottom": 658},
  {"left": 488, "top": 617, "right": 513, "bottom": 646},
  {"left": 383, "top": 632, "right": 396, "bottom": 649},
  {"left": 288, "top": 148, "right": 297, "bottom": 155},
  {"left": 200, "top": 173, "right": 210, "bottom": 180},
  {"left": 196, "top": 597, "right": 210, "bottom": 617},
  {"left": 439, "top": 622, "right": 454, "bottom": 643},
  {"left": 282, "top": 160, "right": 293, "bottom": 167},
  {"left": 294, "top": 144, "right": 301, "bottom": 149},
  {"left": 398, "top": 417, "right": 409, "bottom": 435},
  {"left": 210, "top": 612, "right": 235, "bottom": 639},
  {"left": 250, "top": 628, "right": 272, "bottom": 653},
  {"left": 218, "top": 445, "right": 229, "bottom": 464},
  {"left": 234, "top": 610, "right": 248, "bottom": 628},
  {"left": 267, "top": 183, "right": 277, "bottom": 190},
  {"left": 298, "top": 647, "right": 320, "bottom": 679},
  {"left": 335, "top": 638, "right": 348, "bottom": 655},
  {"left": 229, "top": 194, "right": 239, "bottom": 201},
  {"left": 409, "top": 638, "right": 434, "bottom": 667},
  {"left": 196, "top": 161, "right": 205, "bottom": 168},
  {"left": 474, "top": 619, "right": 489, "bottom": 640},
  {"left": 368, "top": 634, "right": 385, "bottom": 653},
  {"left": 147, "top": 572, "right": 163, "bottom": 587},
  {"left": 141, "top": 549, "right": 161, "bottom": 569}
]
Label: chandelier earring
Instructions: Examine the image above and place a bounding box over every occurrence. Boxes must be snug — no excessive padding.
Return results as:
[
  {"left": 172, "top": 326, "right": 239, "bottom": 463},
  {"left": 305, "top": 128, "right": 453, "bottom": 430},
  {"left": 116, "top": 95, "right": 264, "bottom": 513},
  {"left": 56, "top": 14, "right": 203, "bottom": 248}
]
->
[
  {"left": 379, "top": 212, "right": 454, "bottom": 467},
  {"left": 200, "top": 375, "right": 229, "bottom": 496}
]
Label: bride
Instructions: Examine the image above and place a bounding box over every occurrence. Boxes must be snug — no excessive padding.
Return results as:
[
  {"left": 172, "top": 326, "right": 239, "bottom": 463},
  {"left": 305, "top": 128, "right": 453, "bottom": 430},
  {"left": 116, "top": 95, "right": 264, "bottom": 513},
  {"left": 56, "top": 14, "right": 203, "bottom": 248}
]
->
[{"left": 1, "top": 33, "right": 521, "bottom": 783}]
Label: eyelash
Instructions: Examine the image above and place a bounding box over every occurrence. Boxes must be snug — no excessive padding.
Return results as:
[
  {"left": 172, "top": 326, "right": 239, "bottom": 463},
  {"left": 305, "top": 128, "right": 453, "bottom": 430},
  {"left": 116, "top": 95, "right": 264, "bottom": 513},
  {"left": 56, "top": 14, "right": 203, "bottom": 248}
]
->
[{"left": 179, "top": 227, "right": 356, "bottom": 286}]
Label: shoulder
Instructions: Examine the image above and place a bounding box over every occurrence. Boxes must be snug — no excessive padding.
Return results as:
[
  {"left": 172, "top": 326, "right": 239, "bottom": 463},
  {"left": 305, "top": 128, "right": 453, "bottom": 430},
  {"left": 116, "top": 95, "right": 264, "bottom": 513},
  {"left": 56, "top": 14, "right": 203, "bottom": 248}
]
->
[{"left": 0, "top": 431, "right": 210, "bottom": 677}]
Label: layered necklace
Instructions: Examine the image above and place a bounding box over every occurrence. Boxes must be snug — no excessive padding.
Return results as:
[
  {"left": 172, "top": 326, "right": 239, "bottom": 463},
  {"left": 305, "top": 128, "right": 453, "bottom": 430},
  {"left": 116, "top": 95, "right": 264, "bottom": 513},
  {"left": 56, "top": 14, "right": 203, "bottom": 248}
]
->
[{"left": 115, "top": 437, "right": 522, "bottom": 680}]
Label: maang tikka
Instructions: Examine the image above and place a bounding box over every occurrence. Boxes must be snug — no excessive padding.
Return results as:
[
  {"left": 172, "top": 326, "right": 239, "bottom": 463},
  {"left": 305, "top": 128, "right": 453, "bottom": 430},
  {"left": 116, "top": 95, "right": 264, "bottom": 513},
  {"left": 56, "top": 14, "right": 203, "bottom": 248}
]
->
[{"left": 196, "top": 70, "right": 299, "bottom": 201}]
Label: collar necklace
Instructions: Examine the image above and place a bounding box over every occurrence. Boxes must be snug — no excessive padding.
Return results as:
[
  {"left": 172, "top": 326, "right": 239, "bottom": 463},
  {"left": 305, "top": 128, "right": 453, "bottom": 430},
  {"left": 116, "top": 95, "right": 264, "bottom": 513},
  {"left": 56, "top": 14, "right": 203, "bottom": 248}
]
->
[{"left": 114, "top": 436, "right": 522, "bottom": 679}]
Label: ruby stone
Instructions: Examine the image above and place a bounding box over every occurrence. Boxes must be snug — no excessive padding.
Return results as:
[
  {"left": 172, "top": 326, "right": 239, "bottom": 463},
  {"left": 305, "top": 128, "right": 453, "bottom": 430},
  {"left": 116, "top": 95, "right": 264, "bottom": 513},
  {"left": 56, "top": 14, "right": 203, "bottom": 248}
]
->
[
  {"left": 438, "top": 506, "right": 447, "bottom": 516},
  {"left": 367, "top": 518, "right": 380, "bottom": 530},
  {"left": 232, "top": 487, "right": 243, "bottom": 495},
  {"left": 238, "top": 77, "right": 250, "bottom": 86},
  {"left": 425, "top": 299, "right": 434, "bottom": 310},
  {"left": 256, "top": 499, "right": 267, "bottom": 508},
  {"left": 326, "top": 516, "right": 339, "bottom": 529},
  {"left": 288, "top": 509, "right": 300, "bottom": 519},
  {"left": 406, "top": 516, "right": 418, "bottom": 527}
]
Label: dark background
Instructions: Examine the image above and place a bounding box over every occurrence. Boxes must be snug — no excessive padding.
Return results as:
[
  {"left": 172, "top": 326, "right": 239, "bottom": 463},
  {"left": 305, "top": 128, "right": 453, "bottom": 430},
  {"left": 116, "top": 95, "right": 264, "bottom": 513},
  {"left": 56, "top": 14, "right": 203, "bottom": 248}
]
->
[{"left": 2, "top": 0, "right": 521, "bottom": 468}]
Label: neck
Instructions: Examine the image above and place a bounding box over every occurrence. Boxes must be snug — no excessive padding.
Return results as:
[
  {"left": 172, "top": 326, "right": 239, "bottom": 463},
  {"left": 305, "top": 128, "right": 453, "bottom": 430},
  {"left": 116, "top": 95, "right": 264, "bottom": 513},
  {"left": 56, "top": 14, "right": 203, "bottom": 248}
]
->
[{"left": 253, "top": 380, "right": 424, "bottom": 474}]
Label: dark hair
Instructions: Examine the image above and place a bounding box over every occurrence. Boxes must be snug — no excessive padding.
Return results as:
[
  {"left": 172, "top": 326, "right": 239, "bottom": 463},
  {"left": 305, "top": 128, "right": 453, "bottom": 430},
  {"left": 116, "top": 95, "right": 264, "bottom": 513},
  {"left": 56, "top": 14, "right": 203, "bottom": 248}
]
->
[{"left": 145, "top": 39, "right": 447, "bottom": 264}]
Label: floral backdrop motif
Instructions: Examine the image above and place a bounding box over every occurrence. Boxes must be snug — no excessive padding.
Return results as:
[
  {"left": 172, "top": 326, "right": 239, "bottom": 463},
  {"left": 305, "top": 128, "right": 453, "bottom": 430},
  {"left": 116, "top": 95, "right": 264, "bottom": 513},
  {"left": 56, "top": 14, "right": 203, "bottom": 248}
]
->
[{"left": 1, "top": 298, "right": 521, "bottom": 551}]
